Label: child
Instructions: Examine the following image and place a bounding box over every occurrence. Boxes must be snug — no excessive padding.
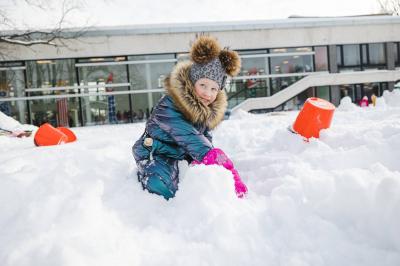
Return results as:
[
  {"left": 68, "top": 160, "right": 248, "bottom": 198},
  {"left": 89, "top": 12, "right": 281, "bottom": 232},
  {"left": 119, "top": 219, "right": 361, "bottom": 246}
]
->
[
  {"left": 359, "top": 96, "right": 369, "bottom": 107},
  {"left": 132, "top": 36, "right": 248, "bottom": 200}
]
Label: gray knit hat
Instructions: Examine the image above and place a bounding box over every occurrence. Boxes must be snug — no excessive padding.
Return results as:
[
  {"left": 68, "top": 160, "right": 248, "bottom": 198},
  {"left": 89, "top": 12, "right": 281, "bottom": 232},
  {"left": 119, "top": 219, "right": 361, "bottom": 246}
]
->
[
  {"left": 189, "top": 36, "right": 241, "bottom": 90},
  {"left": 190, "top": 58, "right": 227, "bottom": 89}
]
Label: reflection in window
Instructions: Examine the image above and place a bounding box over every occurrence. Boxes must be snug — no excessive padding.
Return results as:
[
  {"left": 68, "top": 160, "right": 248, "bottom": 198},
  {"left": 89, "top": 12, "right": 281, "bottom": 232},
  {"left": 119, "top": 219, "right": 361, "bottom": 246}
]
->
[
  {"left": 0, "top": 64, "right": 27, "bottom": 123},
  {"left": 26, "top": 59, "right": 78, "bottom": 127},
  {"left": 78, "top": 57, "right": 129, "bottom": 126},
  {"left": 316, "top": 86, "right": 330, "bottom": 101},
  {"left": 343, "top": 45, "right": 360, "bottom": 66},
  {"left": 314, "top": 46, "right": 328, "bottom": 71},
  {"left": 368, "top": 43, "right": 385, "bottom": 65},
  {"left": 270, "top": 47, "right": 312, "bottom": 53},
  {"left": 362, "top": 44, "right": 368, "bottom": 65},
  {"left": 271, "top": 76, "right": 305, "bottom": 95},
  {"left": 128, "top": 54, "right": 175, "bottom": 121},
  {"left": 236, "top": 50, "right": 270, "bottom": 97},
  {"left": 26, "top": 59, "right": 76, "bottom": 89},
  {"left": 271, "top": 54, "right": 313, "bottom": 74},
  {"left": 337, "top": 46, "right": 342, "bottom": 66}
]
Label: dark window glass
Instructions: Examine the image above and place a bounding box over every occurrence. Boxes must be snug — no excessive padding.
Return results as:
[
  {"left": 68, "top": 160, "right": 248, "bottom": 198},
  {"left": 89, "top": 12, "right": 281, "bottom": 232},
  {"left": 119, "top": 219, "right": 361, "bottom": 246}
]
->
[
  {"left": 368, "top": 43, "right": 385, "bottom": 65},
  {"left": 316, "top": 86, "right": 330, "bottom": 101},
  {"left": 362, "top": 44, "right": 368, "bottom": 65},
  {"left": 337, "top": 46, "right": 342, "bottom": 66},
  {"left": 343, "top": 45, "right": 360, "bottom": 66}
]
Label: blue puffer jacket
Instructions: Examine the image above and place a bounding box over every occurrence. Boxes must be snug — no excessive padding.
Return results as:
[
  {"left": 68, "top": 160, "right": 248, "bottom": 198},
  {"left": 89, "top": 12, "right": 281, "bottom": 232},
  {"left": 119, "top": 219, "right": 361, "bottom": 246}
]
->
[{"left": 132, "top": 61, "right": 227, "bottom": 199}]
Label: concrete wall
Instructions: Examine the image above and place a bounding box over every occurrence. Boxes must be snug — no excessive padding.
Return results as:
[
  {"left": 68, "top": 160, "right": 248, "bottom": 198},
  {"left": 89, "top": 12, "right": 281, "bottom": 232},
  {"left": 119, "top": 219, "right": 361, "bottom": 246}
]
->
[{"left": 2, "top": 16, "right": 400, "bottom": 61}]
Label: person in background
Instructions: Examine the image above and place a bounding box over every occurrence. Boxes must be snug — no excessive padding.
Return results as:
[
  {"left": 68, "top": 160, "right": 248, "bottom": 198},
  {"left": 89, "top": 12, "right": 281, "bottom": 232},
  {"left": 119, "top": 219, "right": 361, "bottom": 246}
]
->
[
  {"left": 371, "top": 93, "right": 377, "bottom": 107},
  {"left": 132, "top": 36, "right": 247, "bottom": 200},
  {"left": 137, "top": 109, "right": 144, "bottom": 120},
  {"left": 359, "top": 95, "right": 369, "bottom": 107}
]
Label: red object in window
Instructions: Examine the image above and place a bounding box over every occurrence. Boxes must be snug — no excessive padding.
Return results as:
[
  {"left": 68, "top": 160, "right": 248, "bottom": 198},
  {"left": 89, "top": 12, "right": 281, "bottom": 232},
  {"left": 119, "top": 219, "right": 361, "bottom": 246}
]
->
[{"left": 246, "top": 68, "right": 258, "bottom": 89}]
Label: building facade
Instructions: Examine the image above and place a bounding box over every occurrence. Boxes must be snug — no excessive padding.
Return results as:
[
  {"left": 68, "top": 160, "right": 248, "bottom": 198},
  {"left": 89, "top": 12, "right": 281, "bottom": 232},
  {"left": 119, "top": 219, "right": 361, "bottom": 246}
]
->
[{"left": 1, "top": 15, "right": 400, "bottom": 127}]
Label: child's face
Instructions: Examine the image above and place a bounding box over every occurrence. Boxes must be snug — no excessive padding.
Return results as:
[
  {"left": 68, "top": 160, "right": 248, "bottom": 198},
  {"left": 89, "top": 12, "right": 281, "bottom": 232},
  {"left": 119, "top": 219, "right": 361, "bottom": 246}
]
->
[{"left": 194, "top": 78, "right": 219, "bottom": 106}]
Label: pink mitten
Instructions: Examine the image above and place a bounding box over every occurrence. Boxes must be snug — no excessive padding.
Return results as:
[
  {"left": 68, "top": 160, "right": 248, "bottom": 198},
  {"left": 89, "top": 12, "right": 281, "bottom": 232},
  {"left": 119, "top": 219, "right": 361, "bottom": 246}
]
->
[
  {"left": 196, "top": 148, "right": 234, "bottom": 170},
  {"left": 194, "top": 148, "right": 248, "bottom": 198},
  {"left": 232, "top": 169, "right": 248, "bottom": 198}
]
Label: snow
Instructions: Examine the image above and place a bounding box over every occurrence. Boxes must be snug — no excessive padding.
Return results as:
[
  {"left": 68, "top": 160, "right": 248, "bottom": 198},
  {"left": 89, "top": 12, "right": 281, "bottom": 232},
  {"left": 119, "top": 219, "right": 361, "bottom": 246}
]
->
[
  {"left": 0, "top": 111, "right": 37, "bottom": 133},
  {"left": 1, "top": 92, "right": 400, "bottom": 266}
]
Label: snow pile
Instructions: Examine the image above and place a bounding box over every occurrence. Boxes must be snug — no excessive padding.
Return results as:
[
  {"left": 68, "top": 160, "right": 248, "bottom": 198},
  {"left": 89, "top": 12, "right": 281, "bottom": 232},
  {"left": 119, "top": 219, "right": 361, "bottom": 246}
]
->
[
  {"left": 0, "top": 111, "right": 37, "bottom": 132},
  {"left": 1, "top": 93, "right": 400, "bottom": 266},
  {"left": 383, "top": 89, "right": 400, "bottom": 107},
  {"left": 337, "top": 96, "right": 358, "bottom": 111}
]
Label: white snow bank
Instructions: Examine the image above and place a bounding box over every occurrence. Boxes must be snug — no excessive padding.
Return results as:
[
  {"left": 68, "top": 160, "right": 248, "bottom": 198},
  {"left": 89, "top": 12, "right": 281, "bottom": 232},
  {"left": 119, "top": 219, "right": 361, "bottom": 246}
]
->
[{"left": 1, "top": 93, "right": 400, "bottom": 266}]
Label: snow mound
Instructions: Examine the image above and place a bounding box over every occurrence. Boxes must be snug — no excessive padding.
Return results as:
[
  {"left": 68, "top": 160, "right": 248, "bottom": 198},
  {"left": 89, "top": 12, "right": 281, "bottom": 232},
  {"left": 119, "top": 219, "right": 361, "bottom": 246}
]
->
[{"left": 337, "top": 96, "right": 358, "bottom": 111}]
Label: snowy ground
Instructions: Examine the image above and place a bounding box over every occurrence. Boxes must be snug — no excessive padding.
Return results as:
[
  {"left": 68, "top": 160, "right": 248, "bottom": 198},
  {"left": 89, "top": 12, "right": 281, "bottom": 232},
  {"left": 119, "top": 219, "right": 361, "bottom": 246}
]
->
[{"left": 1, "top": 92, "right": 400, "bottom": 266}]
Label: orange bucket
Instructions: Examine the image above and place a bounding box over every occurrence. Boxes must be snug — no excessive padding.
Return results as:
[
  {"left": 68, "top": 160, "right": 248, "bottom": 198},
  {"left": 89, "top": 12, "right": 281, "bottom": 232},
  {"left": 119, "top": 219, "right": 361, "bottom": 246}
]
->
[
  {"left": 34, "top": 123, "right": 68, "bottom": 146},
  {"left": 57, "top": 127, "right": 77, "bottom": 143},
  {"left": 292, "top": 97, "right": 335, "bottom": 139}
]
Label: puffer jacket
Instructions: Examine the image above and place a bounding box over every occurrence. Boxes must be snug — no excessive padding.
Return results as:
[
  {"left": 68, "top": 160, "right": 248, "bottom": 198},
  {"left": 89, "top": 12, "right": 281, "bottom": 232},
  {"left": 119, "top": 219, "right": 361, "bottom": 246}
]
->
[{"left": 132, "top": 61, "right": 227, "bottom": 199}]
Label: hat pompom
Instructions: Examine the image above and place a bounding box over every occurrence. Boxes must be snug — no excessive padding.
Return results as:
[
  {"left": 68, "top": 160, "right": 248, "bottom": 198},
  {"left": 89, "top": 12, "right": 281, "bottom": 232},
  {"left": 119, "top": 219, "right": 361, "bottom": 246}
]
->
[
  {"left": 219, "top": 49, "right": 241, "bottom": 76},
  {"left": 190, "top": 36, "right": 221, "bottom": 64}
]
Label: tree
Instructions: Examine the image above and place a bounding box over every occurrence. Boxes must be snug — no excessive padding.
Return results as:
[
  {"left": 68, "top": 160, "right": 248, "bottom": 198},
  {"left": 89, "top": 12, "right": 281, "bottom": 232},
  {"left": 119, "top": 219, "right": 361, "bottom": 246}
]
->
[
  {"left": 378, "top": 0, "right": 400, "bottom": 15},
  {"left": 0, "top": 0, "right": 89, "bottom": 58}
]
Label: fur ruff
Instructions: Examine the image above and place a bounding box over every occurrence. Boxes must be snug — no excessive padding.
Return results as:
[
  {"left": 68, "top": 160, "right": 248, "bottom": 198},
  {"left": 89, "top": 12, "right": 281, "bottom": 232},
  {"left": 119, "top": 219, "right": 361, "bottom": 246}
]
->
[{"left": 165, "top": 61, "right": 227, "bottom": 130}]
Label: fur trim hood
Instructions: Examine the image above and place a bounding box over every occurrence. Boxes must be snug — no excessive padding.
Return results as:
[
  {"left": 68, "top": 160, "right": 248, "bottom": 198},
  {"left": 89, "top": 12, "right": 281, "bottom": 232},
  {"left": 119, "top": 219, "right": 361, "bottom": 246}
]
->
[{"left": 165, "top": 61, "right": 227, "bottom": 130}]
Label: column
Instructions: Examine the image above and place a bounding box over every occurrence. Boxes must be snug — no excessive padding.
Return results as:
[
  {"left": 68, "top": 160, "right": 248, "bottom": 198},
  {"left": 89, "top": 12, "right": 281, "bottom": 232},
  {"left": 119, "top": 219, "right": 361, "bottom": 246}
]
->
[
  {"left": 328, "top": 45, "right": 341, "bottom": 106},
  {"left": 386, "top": 42, "right": 395, "bottom": 91}
]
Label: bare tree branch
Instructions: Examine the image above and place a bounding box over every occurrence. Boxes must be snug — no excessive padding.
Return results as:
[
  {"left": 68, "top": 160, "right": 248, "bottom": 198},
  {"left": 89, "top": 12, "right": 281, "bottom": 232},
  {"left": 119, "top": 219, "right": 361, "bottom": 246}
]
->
[
  {"left": 378, "top": 0, "right": 400, "bottom": 15},
  {"left": 0, "top": 0, "right": 91, "bottom": 58}
]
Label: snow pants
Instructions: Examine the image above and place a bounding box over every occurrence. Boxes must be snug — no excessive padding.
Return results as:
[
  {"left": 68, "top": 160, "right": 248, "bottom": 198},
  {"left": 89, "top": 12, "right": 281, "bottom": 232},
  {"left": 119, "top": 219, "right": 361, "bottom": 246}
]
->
[{"left": 136, "top": 155, "right": 179, "bottom": 200}]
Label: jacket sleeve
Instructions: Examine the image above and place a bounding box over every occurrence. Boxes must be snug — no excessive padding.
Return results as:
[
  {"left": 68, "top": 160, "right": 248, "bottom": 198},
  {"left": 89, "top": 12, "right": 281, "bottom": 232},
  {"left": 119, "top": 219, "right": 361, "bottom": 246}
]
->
[
  {"left": 148, "top": 100, "right": 213, "bottom": 161},
  {"left": 204, "top": 129, "right": 213, "bottom": 143}
]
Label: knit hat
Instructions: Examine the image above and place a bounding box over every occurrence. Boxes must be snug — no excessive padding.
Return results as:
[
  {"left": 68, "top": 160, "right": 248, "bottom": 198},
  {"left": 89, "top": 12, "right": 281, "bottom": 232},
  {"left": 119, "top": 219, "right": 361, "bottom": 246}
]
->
[{"left": 189, "top": 36, "right": 241, "bottom": 89}]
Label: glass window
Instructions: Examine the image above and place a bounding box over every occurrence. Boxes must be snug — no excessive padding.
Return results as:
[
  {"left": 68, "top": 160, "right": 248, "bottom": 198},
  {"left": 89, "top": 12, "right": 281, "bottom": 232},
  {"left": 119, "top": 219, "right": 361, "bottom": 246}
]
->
[
  {"left": 268, "top": 47, "right": 313, "bottom": 96},
  {"left": 337, "top": 46, "right": 342, "bottom": 66},
  {"left": 343, "top": 44, "right": 360, "bottom": 66},
  {"left": 368, "top": 43, "right": 385, "bottom": 65},
  {"left": 26, "top": 59, "right": 78, "bottom": 127},
  {"left": 77, "top": 56, "right": 126, "bottom": 64},
  {"left": 26, "top": 59, "right": 76, "bottom": 89},
  {"left": 271, "top": 76, "right": 305, "bottom": 95},
  {"left": 78, "top": 57, "right": 129, "bottom": 126},
  {"left": 270, "top": 47, "right": 312, "bottom": 53},
  {"left": 270, "top": 54, "right": 313, "bottom": 74},
  {"left": 361, "top": 44, "right": 368, "bottom": 65},
  {"left": 314, "top": 46, "right": 328, "bottom": 71},
  {"left": 316, "top": 86, "right": 330, "bottom": 101},
  {"left": 236, "top": 50, "right": 270, "bottom": 98},
  {"left": 395, "top": 43, "right": 399, "bottom": 66},
  {"left": 128, "top": 54, "right": 175, "bottom": 121},
  {"left": 0, "top": 64, "right": 27, "bottom": 124}
]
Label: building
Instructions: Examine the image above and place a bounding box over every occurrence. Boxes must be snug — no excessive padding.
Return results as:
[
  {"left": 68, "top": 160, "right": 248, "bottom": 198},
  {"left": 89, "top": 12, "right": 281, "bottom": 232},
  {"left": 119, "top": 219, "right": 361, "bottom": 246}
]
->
[{"left": 1, "top": 15, "right": 400, "bottom": 127}]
